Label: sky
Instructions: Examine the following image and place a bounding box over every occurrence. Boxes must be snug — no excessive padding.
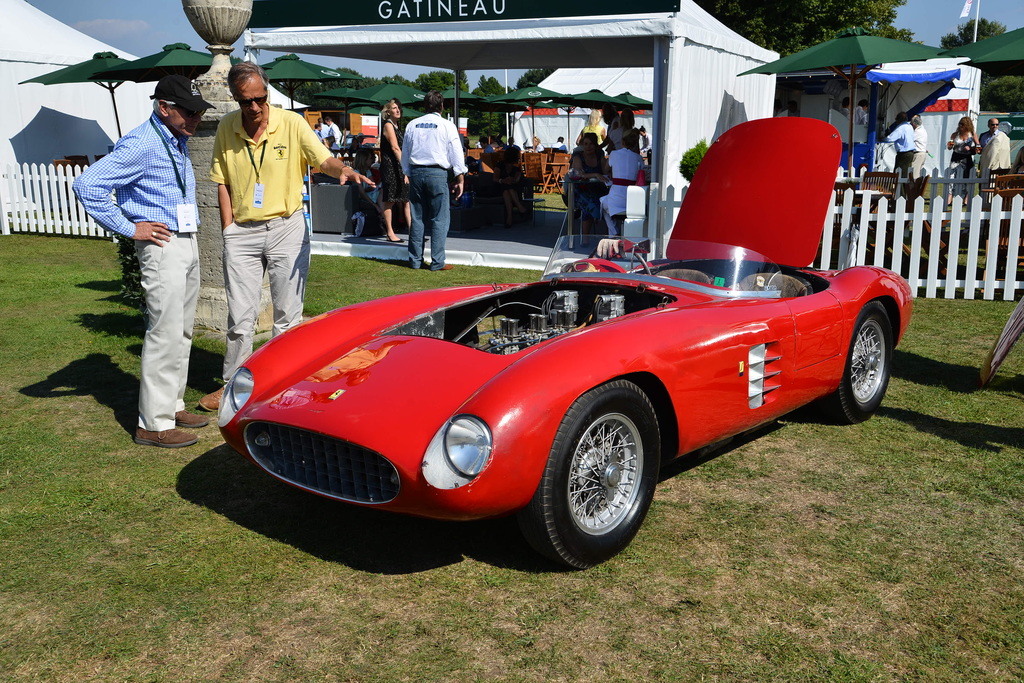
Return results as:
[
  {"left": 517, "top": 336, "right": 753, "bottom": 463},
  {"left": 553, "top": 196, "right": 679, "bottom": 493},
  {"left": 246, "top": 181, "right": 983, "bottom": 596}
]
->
[{"left": 25, "top": 0, "right": 1024, "bottom": 85}]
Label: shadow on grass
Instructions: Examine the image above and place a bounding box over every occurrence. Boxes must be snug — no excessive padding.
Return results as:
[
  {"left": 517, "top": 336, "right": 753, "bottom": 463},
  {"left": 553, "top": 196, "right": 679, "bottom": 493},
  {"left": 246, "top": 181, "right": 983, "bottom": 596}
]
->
[
  {"left": 879, "top": 406, "right": 1024, "bottom": 452},
  {"left": 76, "top": 311, "right": 225, "bottom": 395},
  {"left": 892, "top": 349, "right": 980, "bottom": 392},
  {"left": 658, "top": 422, "right": 785, "bottom": 481},
  {"left": 20, "top": 353, "right": 139, "bottom": 434},
  {"left": 77, "top": 279, "right": 120, "bottom": 293},
  {"left": 176, "top": 444, "right": 555, "bottom": 575},
  {"left": 78, "top": 311, "right": 144, "bottom": 342}
]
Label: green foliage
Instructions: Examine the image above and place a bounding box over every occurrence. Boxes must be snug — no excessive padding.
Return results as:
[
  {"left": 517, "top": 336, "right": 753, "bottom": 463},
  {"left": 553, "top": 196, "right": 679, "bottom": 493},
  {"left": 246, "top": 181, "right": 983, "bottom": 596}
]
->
[
  {"left": 694, "top": 0, "right": 912, "bottom": 55},
  {"left": 981, "top": 76, "right": 1024, "bottom": 113},
  {"left": 516, "top": 68, "right": 555, "bottom": 90},
  {"left": 414, "top": 70, "right": 469, "bottom": 94},
  {"left": 114, "top": 234, "right": 145, "bottom": 313},
  {"left": 939, "top": 18, "right": 1018, "bottom": 111},
  {"left": 940, "top": 18, "right": 1007, "bottom": 49},
  {"left": 470, "top": 75, "right": 509, "bottom": 138},
  {"left": 679, "top": 139, "right": 709, "bottom": 182}
]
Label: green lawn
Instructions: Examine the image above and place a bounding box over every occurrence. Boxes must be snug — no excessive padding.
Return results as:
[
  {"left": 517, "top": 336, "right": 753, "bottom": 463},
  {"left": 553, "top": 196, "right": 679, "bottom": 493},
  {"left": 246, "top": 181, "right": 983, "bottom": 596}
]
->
[{"left": 1, "top": 235, "right": 1022, "bottom": 682}]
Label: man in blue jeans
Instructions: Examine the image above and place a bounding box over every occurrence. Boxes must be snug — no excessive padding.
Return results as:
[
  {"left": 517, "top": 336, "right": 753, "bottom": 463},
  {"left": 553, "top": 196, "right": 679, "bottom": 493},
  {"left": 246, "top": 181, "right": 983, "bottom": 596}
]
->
[{"left": 401, "top": 90, "right": 467, "bottom": 270}]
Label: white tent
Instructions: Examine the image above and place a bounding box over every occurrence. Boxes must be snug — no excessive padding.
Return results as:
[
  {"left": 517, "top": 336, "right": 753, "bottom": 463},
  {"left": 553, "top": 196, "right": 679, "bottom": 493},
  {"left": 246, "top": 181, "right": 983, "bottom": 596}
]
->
[
  {"left": 246, "top": 4, "right": 778, "bottom": 235},
  {"left": 0, "top": 0, "right": 154, "bottom": 170}
]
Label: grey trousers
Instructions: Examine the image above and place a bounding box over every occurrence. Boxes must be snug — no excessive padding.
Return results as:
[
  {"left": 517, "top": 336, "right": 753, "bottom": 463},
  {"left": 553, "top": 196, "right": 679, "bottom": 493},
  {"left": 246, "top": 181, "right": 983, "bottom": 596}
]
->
[
  {"left": 222, "top": 211, "right": 309, "bottom": 381},
  {"left": 135, "top": 232, "right": 200, "bottom": 431}
]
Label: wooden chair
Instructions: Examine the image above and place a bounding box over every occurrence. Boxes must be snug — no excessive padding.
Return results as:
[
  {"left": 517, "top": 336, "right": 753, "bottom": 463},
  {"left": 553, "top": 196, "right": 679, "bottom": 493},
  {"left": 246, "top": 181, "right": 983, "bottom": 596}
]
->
[
  {"left": 478, "top": 152, "right": 502, "bottom": 174},
  {"left": 466, "top": 148, "right": 483, "bottom": 160},
  {"left": 990, "top": 188, "right": 1024, "bottom": 278},
  {"left": 995, "top": 174, "right": 1024, "bottom": 190},
  {"left": 861, "top": 171, "right": 898, "bottom": 201},
  {"left": 64, "top": 155, "right": 89, "bottom": 168},
  {"left": 521, "top": 152, "right": 545, "bottom": 192},
  {"left": 542, "top": 152, "right": 571, "bottom": 194}
]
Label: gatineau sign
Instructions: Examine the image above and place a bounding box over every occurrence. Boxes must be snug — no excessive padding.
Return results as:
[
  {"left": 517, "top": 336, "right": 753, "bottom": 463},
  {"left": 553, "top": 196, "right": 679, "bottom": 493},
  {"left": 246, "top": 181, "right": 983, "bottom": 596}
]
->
[{"left": 249, "top": 0, "right": 680, "bottom": 28}]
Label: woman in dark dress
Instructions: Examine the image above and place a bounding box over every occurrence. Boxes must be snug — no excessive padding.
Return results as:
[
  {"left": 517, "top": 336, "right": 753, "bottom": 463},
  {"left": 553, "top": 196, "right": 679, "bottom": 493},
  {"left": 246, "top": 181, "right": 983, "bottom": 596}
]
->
[
  {"left": 494, "top": 147, "right": 529, "bottom": 228},
  {"left": 379, "top": 98, "right": 410, "bottom": 242},
  {"left": 570, "top": 132, "right": 610, "bottom": 239}
]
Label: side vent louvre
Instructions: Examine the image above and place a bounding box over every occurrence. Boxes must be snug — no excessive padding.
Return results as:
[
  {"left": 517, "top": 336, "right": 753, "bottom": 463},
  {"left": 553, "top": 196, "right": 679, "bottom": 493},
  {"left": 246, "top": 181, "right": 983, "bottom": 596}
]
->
[{"left": 748, "top": 342, "right": 782, "bottom": 409}]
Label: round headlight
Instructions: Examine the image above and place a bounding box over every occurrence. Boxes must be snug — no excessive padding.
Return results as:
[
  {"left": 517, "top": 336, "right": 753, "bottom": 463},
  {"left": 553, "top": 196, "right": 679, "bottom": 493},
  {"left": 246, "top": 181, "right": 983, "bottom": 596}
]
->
[
  {"left": 443, "top": 416, "right": 492, "bottom": 477},
  {"left": 218, "top": 367, "right": 254, "bottom": 427}
]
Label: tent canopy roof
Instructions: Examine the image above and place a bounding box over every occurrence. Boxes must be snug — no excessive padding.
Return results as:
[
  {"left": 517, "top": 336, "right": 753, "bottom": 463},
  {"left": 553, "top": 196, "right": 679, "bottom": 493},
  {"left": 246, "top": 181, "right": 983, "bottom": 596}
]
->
[{"left": 245, "top": 8, "right": 776, "bottom": 69}]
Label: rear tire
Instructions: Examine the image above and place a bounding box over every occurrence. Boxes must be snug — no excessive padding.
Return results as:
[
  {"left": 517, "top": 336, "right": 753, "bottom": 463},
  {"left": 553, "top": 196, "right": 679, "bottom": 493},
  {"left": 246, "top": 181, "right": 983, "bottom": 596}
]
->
[
  {"left": 821, "top": 301, "right": 893, "bottom": 424},
  {"left": 517, "top": 380, "right": 660, "bottom": 568}
]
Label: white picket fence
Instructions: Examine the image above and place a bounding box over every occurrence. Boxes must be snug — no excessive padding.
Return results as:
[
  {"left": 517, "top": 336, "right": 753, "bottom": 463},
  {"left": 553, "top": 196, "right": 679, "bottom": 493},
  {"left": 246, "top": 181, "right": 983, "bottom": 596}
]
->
[
  {"left": 822, "top": 190, "right": 1023, "bottom": 301},
  {"left": 3, "top": 163, "right": 1022, "bottom": 301},
  {"left": 1, "top": 163, "right": 105, "bottom": 238}
]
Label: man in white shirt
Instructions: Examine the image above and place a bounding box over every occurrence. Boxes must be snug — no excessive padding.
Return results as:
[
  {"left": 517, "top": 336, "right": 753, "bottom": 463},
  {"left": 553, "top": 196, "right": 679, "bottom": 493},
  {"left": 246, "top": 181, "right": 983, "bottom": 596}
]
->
[
  {"left": 854, "top": 99, "right": 869, "bottom": 126},
  {"left": 911, "top": 115, "right": 928, "bottom": 179},
  {"left": 401, "top": 90, "right": 467, "bottom": 271},
  {"left": 321, "top": 115, "right": 342, "bottom": 154}
]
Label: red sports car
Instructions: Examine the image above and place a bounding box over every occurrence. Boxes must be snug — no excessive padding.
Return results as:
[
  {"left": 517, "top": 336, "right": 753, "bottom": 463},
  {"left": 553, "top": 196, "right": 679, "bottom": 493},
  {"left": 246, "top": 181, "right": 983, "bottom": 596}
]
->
[{"left": 218, "top": 118, "right": 912, "bottom": 568}]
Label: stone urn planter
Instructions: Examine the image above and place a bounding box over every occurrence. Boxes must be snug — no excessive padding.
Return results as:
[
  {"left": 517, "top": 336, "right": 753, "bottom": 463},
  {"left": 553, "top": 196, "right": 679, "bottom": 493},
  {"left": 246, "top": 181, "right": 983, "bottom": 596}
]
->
[{"left": 182, "top": 0, "right": 252, "bottom": 78}]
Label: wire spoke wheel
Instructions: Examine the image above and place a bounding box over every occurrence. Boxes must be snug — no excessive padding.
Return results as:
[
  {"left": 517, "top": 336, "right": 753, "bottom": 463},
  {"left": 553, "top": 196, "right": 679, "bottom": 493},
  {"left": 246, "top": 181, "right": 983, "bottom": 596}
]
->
[
  {"left": 820, "top": 301, "right": 893, "bottom": 424},
  {"left": 517, "top": 380, "right": 660, "bottom": 568},
  {"left": 850, "top": 318, "right": 886, "bottom": 404},
  {"left": 567, "top": 413, "right": 643, "bottom": 534}
]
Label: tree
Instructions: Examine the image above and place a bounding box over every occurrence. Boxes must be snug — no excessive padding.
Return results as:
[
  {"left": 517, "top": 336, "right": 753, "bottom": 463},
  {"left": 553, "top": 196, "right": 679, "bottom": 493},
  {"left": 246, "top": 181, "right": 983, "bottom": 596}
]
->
[
  {"left": 981, "top": 76, "right": 1024, "bottom": 113},
  {"left": 939, "top": 18, "right": 1021, "bottom": 112},
  {"left": 470, "top": 75, "right": 508, "bottom": 139},
  {"left": 940, "top": 18, "right": 1006, "bottom": 49},
  {"left": 694, "top": 0, "right": 913, "bottom": 56},
  {"left": 516, "top": 68, "right": 555, "bottom": 90},
  {"left": 413, "top": 70, "right": 468, "bottom": 94}
]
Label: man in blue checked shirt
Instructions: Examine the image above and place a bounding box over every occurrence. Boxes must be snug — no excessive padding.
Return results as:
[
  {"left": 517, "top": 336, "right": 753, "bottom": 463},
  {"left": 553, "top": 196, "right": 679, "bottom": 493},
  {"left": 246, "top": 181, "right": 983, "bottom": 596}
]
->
[{"left": 74, "top": 75, "right": 213, "bottom": 449}]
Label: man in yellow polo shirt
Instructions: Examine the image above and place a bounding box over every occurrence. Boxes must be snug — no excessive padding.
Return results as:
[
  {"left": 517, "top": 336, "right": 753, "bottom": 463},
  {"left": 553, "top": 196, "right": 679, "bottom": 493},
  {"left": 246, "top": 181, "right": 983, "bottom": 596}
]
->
[{"left": 200, "top": 61, "right": 369, "bottom": 412}]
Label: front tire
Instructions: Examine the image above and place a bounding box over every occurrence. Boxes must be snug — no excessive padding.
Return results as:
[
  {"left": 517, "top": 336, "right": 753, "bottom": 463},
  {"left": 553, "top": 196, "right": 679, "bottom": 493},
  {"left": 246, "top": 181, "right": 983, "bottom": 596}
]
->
[
  {"left": 821, "top": 301, "right": 893, "bottom": 424},
  {"left": 518, "top": 380, "right": 660, "bottom": 568}
]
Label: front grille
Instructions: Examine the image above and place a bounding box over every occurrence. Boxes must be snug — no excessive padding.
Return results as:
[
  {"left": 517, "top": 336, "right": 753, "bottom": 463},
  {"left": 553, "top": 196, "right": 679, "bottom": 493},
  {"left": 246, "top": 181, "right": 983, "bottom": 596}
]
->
[{"left": 244, "top": 422, "right": 400, "bottom": 504}]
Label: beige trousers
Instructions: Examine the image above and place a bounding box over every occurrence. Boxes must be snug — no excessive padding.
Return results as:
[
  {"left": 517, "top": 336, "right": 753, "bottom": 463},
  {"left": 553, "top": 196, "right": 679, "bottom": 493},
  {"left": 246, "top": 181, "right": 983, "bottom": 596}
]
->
[
  {"left": 222, "top": 211, "right": 309, "bottom": 381},
  {"left": 135, "top": 232, "right": 200, "bottom": 431}
]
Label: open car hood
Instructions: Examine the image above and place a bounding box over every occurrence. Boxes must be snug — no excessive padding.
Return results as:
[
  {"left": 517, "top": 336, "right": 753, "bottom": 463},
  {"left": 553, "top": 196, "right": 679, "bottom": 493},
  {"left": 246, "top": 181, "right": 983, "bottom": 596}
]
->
[{"left": 670, "top": 118, "right": 842, "bottom": 268}]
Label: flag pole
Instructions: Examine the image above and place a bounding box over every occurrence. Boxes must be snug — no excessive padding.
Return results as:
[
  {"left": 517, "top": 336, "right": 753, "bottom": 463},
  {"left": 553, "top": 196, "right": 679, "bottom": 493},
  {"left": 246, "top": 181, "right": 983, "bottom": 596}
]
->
[{"left": 973, "top": 0, "right": 981, "bottom": 42}]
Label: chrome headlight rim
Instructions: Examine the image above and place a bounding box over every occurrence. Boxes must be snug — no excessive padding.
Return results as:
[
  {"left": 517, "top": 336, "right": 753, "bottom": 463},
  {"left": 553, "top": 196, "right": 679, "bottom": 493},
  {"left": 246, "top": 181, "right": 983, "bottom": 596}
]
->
[
  {"left": 442, "top": 414, "right": 493, "bottom": 477},
  {"left": 217, "top": 367, "right": 254, "bottom": 427}
]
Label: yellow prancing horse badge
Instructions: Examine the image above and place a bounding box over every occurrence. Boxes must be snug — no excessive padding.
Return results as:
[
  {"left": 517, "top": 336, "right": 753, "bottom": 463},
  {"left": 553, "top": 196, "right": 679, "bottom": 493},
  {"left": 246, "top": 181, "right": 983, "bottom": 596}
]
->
[{"left": 328, "top": 389, "right": 345, "bottom": 400}]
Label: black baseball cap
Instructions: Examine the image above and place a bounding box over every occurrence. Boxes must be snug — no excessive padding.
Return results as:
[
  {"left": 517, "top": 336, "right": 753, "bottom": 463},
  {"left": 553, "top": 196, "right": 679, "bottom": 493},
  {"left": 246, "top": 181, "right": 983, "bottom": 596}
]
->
[{"left": 151, "top": 75, "right": 213, "bottom": 112}]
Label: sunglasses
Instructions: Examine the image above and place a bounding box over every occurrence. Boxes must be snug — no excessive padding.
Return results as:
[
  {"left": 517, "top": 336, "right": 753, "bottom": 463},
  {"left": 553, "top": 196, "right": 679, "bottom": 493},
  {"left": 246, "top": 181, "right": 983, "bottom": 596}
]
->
[
  {"left": 163, "top": 101, "right": 205, "bottom": 118},
  {"left": 177, "top": 105, "right": 206, "bottom": 118},
  {"left": 236, "top": 95, "right": 268, "bottom": 107}
]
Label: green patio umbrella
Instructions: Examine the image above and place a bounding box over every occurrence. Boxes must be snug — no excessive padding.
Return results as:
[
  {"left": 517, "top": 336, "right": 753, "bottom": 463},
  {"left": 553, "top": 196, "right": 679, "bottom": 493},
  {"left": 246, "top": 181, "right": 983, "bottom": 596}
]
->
[
  {"left": 489, "top": 85, "right": 565, "bottom": 143},
  {"left": 348, "top": 82, "right": 427, "bottom": 107},
  {"left": 441, "top": 88, "right": 483, "bottom": 114},
  {"left": 260, "top": 53, "right": 362, "bottom": 108},
  {"left": 554, "top": 89, "right": 630, "bottom": 110},
  {"left": 318, "top": 86, "right": 379, "bottom": 132},
  {"left": 940, "top": 25, "right": 1024, "bottom": 76},
  {"left": 20, "top": 51, "right": 129, "bottom": 137},
  {"left": 616, "top": 92, "right": 654, "bottom": 110},
  {"left": 92, "top": 43, "right": 213, "bottom": 83},
  {"left": 740, "top": 27, "right": 944, "bottom": 175}
]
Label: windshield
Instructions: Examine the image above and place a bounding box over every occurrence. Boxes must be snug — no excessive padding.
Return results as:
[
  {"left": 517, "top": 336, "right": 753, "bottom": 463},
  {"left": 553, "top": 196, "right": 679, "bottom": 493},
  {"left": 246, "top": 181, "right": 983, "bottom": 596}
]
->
[{"left": 543, "top": 236, "right": 793, "bottom": 298}]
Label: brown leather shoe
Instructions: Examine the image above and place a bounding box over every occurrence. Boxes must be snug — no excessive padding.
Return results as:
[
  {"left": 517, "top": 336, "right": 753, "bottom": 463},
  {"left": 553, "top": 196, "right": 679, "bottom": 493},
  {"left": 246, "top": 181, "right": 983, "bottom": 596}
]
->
[
  {"left": 175, "top": 410, "right": 210, "bottom": 428},
  {"left": 198, "top": 386, "right": 224, "bottom": 412},
  {"left": 431, "top": 264, "right": 454, "bottom": 271},
  {"left": 134, "top": 428, "right": 198, "bottom": 448}
]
